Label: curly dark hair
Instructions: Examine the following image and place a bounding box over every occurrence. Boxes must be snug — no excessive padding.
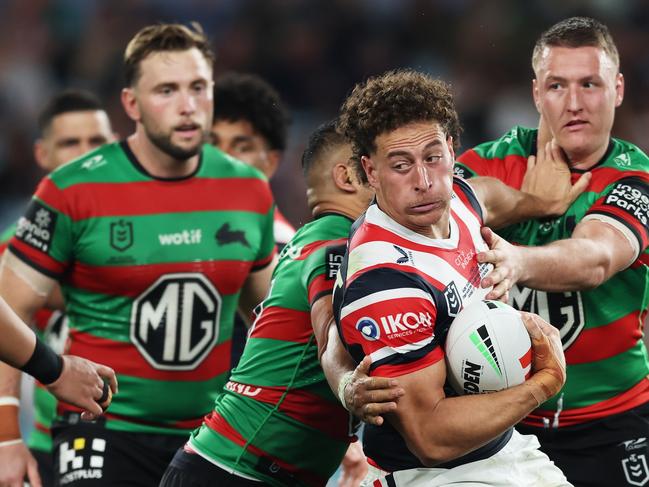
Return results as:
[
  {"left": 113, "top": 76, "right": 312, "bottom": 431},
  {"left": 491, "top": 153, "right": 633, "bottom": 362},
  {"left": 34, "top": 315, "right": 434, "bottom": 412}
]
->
[
  {"left": 337, "top": 69, "right": 461, "bottom": 183},
  {"left": 213, "top": 72, "right": 290, "bottom": 151},
  {"left": 532, "top": 17, "right": 619, "bottom": 71}
]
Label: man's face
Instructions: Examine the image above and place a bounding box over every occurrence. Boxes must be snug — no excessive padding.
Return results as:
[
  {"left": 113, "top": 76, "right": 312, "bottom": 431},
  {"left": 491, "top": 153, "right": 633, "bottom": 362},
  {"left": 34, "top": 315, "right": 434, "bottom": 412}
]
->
[
  {"left": 533, "top": 46, "right": 623, "bottom": 164},
  {"left": 36, "top": 110, "right": 114, "bottom": 171},
  {"left": 362, "top": 121, "right": 455, "bottom": 237},
  {"left": 131, "top": 48, "right": 213, "bottom": 160},
  {"left": 210, "top": 119, "right": 277, "bottom": 177}
]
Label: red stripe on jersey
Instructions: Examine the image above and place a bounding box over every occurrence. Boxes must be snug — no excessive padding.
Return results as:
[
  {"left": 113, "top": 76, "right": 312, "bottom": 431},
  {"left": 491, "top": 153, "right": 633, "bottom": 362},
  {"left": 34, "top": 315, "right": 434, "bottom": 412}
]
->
[
  {"left": 296, "top": 238, "right": 347, "bottom": 261},
  {"left": 49, "top": 178, "right": 273, "bottom": 221},
  {"left": 565, "top": 312, "right": 643, "bottom": 365},
  {"left": 584, "top": 168, "right": 649, "bottom": 193},
  {"left": 457, "top": 151, "right": 527, "bottom": 188},
  {"left": 34, "top": 178, "right": 68, "bottom": 213},
  {"left": 67, "top": 330, "right": 231, "bottom": 381},
  {"left": 68, "top": 260, "right": 253, "bottom": 297},
  {"left": 372, "top": 346, "right": 444, "bottom": 378},
  {"left": 349, "top": 219, "right": 481, "bottom": 283},
  {"left": 204, "top": 412, "right": 327, "bottom": 486},
  {"left": 34, "top": 422, "right": 50, "bottom": 435},
  {"left": 248, "top": 307, "right": 312, "bottom": 343},
  {"left": 523, "top": 377, "right": 649, "bottom": 427},
  {"left": 33, "top": 309, "right": 55, "bottom": 333},
  {"left": 9, "top": 241, "right": 66, "bottom": 277},
  {"left": 225, "top": 380, "right": 350, "bottom": 441},
  {"left": 308, "top": 274, "right": 334, "bottom": 304}
]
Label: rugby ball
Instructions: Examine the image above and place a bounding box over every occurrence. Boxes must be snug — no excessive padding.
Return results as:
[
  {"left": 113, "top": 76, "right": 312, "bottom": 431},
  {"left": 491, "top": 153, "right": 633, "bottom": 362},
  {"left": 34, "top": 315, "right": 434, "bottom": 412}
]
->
[{"left": 445, "top": 300, "right": 531, "bottom": 395}]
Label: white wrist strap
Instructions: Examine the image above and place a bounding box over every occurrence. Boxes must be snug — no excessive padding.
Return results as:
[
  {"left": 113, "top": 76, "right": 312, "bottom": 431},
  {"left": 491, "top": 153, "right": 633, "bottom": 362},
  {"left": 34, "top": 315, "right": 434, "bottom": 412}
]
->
[
  {"left": 0, "top": 439, "right": 22, "bottom": 448},
  {"left": 0, "top": 397, "right": 20, "bottom": 407},
  {"left": 337, "top": 371, "right": 354, "bottom": 411}
]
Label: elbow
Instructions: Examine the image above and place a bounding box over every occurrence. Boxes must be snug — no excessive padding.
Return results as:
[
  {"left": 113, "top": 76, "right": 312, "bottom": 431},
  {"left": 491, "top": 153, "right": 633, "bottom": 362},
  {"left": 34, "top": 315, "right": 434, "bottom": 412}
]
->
[
  {"left": 408, "top": 440, "right": 462, "bottom": 467},
  {"left": 579, "top": 263, "right": 609, "bottom": 290}
]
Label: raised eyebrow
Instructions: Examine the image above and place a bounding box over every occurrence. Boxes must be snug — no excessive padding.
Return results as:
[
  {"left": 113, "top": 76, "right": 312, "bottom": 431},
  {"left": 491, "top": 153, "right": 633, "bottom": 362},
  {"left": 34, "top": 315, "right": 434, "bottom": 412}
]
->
[{"left": 387, "top": 140, "right": 443, "bottom": 159}]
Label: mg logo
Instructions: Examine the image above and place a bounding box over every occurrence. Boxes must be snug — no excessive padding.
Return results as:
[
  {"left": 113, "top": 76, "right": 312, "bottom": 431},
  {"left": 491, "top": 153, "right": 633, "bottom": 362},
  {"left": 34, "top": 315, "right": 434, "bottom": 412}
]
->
[
  {"left": 131, "top": 273, "right": 221, "bottom": 370},
  {"left": 509, "top": 286, "right": 584, "bottom": 349}
]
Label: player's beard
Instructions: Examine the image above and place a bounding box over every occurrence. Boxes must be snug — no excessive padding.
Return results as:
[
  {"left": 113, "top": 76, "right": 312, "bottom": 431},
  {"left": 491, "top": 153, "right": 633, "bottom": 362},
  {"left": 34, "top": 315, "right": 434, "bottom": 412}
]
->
[{"left": 145, "top": 124, "right": 206, "bottom": 161}]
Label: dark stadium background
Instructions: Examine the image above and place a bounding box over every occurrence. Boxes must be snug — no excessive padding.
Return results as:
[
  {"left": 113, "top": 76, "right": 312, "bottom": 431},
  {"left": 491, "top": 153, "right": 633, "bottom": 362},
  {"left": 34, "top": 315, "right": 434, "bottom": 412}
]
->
[{"left": 1, "top": 0, "right": 648, "bottom": 230}]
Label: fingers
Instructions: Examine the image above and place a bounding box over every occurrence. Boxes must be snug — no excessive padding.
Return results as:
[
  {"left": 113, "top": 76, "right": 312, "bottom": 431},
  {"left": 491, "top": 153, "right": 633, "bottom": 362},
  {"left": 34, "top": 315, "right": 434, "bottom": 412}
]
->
[
  {"left": 26, "top": 456, "right": 42, "bottom": 487},
  {"left": 480, "top": 226, "right": 496, "bottom": 248},
  {"left": 354, "top": 355, "right": 372, "bottom": 378},
  {"left": 568, "top": 172, "right": 592, "bottom": 201},
  {"left": 485, "top": 278, "right": 510, "bottom": 301}
]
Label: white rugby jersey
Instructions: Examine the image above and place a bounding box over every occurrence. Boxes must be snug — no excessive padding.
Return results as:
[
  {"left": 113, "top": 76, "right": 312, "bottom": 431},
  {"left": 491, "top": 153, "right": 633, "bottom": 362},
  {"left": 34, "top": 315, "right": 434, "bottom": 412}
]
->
[{"left": 333, "top": 177, "right": 511, "bottom": 472}]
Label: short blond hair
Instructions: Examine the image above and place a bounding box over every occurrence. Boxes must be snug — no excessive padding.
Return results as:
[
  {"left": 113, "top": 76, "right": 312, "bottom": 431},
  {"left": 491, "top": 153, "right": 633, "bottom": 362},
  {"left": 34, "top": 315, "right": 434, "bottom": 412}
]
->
[
  {"left": 532, "top": 17, "right": 619, "bottom": 72},
  {"left": 123, "top": 23, "right": 215, "bottom": 86}
]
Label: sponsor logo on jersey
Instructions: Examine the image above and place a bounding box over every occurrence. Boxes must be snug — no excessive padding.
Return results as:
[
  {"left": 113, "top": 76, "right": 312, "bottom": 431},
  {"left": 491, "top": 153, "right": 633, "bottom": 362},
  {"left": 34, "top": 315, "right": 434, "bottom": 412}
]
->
[
  {"left": 461, "top": 359, "right": 483, "bottom": 394},
  {"left": 614, "top": 153, "right": 632, "bottom": 168},
  {"left": 603, "top": 180, "right": 649, "bottom": 227},
  {"left": 325, "top": 245, "right": 345, "bottom": 279},
  {"left": 109, "top": 220, "right": 133, "bottom": 252},
  {"left": 279, "top": 241, "right": 303, "bottom": 260},
  {"left": 215, "top": 223, "right": 250, "bottom": 247},
  {"left": 158, "top": 229, "right": 202, "bottom": 246},
  {"left": 453, "top": 165, "right": 474, "bottom": 180},
  {"left": 622, "top": 453, "right": 649, "bottom": 486},
  {"left": 58, "top": 437, "right": 105, "bottom": 485},
  {"left": 509, "top": 286, "right": 584, "bottom": 349},
  {"left": 620, "top": 438, "right": 649, "bottom": 452},
  {"left": 444, "top": 281, "right": 462, "bottom": 317},
  {"left": 393, "top": 245, "right": 410, "bottom": 264},
  {"left": 454, "top": 249, "right": 474, "bottom": 269},
  {"left": 131, "top": 273, "right": 221, "bottom": 370},
  {"left": 356, "top": 317, "right": 380, "bottom": 341},
  {"left": 15, "top": 201, "right": 57, "bottom": 253},
  {"left": 81, "top": 154, "right": 107, "bottom": 171},
  {"left": 225, "top": 380, "right": 262, "bottom": 397},
  {"left": 379, "top": 312, "right": 433, "bottom": 337},
  {"left": 470, "top": 324, "right": 502, "bottom": 377}
]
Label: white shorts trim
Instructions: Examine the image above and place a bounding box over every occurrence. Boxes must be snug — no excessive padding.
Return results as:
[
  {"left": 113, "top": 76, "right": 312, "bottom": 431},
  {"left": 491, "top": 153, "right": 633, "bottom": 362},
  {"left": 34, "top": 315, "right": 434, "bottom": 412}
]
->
[{"left": 362, "top": 430, "right": 572, "bottom": 486}]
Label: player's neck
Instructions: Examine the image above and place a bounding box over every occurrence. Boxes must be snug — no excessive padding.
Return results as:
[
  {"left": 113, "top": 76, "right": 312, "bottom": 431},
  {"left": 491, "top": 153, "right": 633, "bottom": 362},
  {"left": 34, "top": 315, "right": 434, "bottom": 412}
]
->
[
  {"left": 310, "top": 192, "right": 364, "bottom": 222},
  {"left": 566, "top": 142, "right": 609, "bottom": 171},
  {"left": 127, "top": 130, "right": 199, "bottom": 179}
]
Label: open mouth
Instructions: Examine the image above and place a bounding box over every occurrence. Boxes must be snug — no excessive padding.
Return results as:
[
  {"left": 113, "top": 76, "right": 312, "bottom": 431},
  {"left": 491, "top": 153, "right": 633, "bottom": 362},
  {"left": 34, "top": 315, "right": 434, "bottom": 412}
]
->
[{"left": 175, "top": 123, "right": 201, "bottom": 135}]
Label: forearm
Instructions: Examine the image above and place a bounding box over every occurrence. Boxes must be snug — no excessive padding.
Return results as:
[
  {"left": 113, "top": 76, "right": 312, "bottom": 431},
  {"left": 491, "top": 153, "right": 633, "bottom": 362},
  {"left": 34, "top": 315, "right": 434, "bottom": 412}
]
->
[
  {"left": 0, "top": 298, "right": 38, "bottom": 368},
  {"left": 396, "top": 380, "right": 542, "bottom": 465},
  {"left": 473, "top": 177, "right": 551, "bottom": 229},
  {"left": 320, "top": 321, "right": 356, "bottom": 394},
  {"left": 517, "top": 238, "right": 614, "bottom": 291}
]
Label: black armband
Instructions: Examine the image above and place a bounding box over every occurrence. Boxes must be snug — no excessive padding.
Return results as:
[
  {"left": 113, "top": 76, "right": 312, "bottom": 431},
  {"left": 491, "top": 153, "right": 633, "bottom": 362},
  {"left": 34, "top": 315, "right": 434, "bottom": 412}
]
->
[{"left": 20, "top": 336, "right": 63, "bottom": 385}]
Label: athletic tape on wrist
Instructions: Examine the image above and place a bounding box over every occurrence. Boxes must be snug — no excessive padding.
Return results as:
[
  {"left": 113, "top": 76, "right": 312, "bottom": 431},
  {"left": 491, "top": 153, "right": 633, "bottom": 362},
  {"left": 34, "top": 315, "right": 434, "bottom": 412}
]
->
[
  {"left": 20, "top": 336, "right": 63, "bottom": 385},
  {"left": 0, "top": 397, "right": 20, "bottom": 407},
  {"left": 0, "top": 438, "right": 22, "bottom": 448},
  {"left": 337, "top": 371, "right": 354, "bottom": 411}
]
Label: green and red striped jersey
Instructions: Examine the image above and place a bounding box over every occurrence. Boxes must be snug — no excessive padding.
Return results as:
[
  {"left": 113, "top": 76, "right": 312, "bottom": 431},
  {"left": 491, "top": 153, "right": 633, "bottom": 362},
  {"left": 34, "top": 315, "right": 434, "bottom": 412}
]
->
[
  {"left": 8, "top": 141, "right": 276, "bottom": 435},
  {"left": 457, "top": 125, "right": 649, "bottom": 427},
  {"left": 189, "top": 213, "right": 355, "bottom": 487}
]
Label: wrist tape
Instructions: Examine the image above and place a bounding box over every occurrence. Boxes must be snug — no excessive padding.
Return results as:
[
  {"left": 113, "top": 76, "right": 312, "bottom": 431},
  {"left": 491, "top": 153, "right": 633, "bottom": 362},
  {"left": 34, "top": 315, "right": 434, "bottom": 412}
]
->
[{"left": 20, "top": 336, "right": 63, "bottom": 385}]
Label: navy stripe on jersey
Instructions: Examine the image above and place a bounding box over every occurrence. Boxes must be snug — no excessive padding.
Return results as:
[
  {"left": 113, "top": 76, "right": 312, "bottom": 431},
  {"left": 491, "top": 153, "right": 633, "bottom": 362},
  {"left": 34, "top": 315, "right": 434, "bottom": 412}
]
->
[
  {"left": 453, "top": 176, "right": 483, "bottom": 222},
  {"left": 587, "top": 176, "right": 649, "bottom": 250}
]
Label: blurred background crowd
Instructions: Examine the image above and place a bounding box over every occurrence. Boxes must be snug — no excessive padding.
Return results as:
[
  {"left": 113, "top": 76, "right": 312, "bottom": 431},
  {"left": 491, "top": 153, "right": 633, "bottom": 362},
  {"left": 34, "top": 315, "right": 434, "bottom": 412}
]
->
[{"left": 1, "top": 0, "right": 648, "bottom": 229}]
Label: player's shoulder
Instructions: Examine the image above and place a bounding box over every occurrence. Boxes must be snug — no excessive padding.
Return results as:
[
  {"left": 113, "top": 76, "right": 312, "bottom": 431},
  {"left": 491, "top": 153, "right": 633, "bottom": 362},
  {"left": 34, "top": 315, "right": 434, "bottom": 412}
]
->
[
  {"left": 47, "top": 142, "right": 130, "bottom": 189},
  {"left": 468, "top": 125, "right": 536, "bottom": 159},
  {"left": 604, "top": 138, "right": 649, "bottom": 173},
  {"left": 280, "top": 214, "right": 350, "bottom": 261},
  {"left": 200, "top": 144, "right": 268, "bottom": 181}
]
